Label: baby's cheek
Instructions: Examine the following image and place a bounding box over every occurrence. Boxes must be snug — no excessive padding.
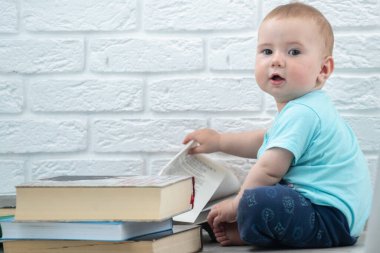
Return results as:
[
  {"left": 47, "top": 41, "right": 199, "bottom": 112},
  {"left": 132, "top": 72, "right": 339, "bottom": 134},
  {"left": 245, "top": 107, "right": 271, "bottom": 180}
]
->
[{"left": 291, "top": 67, "right": 316, "bottom": 87}]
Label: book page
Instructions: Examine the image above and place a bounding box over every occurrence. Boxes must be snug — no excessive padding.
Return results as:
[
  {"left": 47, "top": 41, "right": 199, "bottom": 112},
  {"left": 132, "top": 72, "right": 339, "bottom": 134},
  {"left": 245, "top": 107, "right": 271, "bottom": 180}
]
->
[
  {"left": 159, "top": 141, "right": 239, "bottom": 223},
  {"left": 196, "top": 155, "right": 240, "bottom": 201}
]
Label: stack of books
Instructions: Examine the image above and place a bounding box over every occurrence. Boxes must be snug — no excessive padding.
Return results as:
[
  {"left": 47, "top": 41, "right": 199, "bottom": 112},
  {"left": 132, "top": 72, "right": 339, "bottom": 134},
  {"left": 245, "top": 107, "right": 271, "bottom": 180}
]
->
[{"left": 0, "top": 175, "right": 202, "bottom": 253}]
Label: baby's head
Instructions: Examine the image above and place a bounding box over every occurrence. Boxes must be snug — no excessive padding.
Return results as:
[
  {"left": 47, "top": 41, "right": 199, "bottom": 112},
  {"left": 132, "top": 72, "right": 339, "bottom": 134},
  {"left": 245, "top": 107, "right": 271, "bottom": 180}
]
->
[
  {"left": 255, "top": 3, "right": 335, "bottom": 107},
  {"left": 263, "top": 2, "right": 334, "bottom": 57}
]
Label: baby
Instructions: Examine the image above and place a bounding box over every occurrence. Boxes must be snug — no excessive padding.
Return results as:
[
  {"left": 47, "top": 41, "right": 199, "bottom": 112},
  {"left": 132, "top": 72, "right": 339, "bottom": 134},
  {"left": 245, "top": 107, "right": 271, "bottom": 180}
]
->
[{"left": 183, "top": 2, "right": 372, "bottom": 248}]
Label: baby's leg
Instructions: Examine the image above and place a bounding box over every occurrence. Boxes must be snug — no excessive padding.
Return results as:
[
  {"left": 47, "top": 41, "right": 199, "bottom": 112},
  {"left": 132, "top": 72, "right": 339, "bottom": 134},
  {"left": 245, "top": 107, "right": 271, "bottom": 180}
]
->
[{"left": 237, "top": 184, "right": 356, "bottom": 248}]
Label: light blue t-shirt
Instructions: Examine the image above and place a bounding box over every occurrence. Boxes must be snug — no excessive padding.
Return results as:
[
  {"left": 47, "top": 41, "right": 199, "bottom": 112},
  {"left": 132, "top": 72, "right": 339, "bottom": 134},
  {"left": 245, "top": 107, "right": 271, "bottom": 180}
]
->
[{"left": 258, "top": 90, "right": 372, "bottom": 237}]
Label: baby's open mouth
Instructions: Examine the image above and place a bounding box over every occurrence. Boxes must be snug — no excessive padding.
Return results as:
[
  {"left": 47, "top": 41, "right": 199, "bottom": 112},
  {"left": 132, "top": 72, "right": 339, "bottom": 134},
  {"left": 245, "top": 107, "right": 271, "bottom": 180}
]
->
[{"left": 271, "top": 74, "right": 285, "bottom": 81}]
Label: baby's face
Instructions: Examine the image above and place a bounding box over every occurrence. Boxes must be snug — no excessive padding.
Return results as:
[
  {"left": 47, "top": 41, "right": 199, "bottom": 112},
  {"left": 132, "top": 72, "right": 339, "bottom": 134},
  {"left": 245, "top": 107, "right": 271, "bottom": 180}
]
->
[{"left": 255, "top": 17, "right": 327, "bottom": 105}]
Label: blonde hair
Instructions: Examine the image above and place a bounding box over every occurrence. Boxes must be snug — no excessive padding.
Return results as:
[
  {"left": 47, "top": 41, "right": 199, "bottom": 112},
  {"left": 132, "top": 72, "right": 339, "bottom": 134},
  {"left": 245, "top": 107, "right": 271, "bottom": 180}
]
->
[{"left": 263, "top": 2, "right": 334, "bottom": 56}]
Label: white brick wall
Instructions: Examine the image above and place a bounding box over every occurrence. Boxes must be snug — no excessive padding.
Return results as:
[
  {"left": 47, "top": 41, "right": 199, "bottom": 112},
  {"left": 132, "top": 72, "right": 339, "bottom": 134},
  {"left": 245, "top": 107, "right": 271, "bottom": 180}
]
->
[{"left": 0, "top": 0, "right": 379, "bottom": 195}]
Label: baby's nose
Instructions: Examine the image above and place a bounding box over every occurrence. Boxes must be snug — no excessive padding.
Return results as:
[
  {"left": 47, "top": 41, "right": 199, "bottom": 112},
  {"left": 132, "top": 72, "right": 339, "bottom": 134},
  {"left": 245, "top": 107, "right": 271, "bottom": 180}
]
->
[{"left": 271, "top": 52, "right": 285, "bottom": 67}]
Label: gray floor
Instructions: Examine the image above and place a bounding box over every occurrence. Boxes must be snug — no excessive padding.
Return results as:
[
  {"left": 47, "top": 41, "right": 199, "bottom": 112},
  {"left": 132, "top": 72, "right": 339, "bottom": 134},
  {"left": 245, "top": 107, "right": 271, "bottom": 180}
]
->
[
  {"left": 202, "top": 231, "right": 366, "bottom": 253},
  {"left": 0, "top": 230, "right": 366, "bottom": 253}
]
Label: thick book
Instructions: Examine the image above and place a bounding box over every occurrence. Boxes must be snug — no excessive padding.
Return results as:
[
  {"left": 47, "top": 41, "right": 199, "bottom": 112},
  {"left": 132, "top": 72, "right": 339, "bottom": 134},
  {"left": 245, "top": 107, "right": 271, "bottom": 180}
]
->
[
  {"left": 160, "top": 141, "right": 244, "bottom": 223},
  {"left": 2, "top": 225, "right": 202, "bottom": 253},
  {"left": 0, "top": 216, "right": 172, "bottom": 241},
  {"left": 15, "top": 175, "right": 194, "bottom": 221}
]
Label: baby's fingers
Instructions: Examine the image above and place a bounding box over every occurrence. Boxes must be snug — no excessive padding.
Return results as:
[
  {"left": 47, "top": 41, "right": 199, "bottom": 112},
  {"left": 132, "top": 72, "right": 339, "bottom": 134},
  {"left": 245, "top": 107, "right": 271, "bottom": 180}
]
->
[{"left": 182, "top": 134, "right": 194, "bottom": 144}]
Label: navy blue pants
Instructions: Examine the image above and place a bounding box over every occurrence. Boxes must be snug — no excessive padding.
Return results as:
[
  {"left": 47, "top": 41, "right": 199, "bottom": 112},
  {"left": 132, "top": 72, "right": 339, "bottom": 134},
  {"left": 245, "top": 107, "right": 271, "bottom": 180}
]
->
[{"left": 237, "top": 184, "right": 357, "bottom": 248}]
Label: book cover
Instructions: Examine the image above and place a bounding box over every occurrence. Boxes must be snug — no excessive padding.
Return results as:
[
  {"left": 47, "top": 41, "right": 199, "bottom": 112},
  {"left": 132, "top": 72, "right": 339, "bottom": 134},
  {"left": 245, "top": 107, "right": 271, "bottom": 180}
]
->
[
  {"left": 18, "top": 175, "right": 190, "bottom": 188},
  {"left": 0, "top": 217, "right": 172, "bottom": 241}
]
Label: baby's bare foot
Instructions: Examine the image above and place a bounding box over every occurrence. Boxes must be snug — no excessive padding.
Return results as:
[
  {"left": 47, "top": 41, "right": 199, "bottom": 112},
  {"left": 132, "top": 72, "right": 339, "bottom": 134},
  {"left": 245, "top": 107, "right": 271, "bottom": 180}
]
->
[{"left": 213, "top": 222, "right": 247, "bottom": 246}]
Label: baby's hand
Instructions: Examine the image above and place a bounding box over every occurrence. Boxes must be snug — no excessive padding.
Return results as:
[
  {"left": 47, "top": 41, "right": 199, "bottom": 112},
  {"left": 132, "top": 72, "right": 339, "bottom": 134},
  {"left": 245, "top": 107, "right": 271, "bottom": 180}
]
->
[{"left": 183, "top": 128, "right": 221, "bottom": 154}]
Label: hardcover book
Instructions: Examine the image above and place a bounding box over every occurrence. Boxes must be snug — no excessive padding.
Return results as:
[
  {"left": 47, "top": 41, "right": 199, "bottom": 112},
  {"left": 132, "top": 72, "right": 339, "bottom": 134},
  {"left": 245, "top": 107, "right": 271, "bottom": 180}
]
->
[
  {"left": 0, "top": 217, "right": 172, "bottom": 241},
  {"left": 2, "top": 225, "right": 202, "bottom": 253},
  {"left": 15, "top": 175, "right": 194, "bottom": 222}
]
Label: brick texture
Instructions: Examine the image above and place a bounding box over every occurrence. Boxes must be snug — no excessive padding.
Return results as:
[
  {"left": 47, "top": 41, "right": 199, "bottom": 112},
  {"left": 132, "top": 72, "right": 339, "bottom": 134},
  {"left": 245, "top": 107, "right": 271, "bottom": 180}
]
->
[{"left": 0, "top": 0, "right": 378, "bottom": 195}]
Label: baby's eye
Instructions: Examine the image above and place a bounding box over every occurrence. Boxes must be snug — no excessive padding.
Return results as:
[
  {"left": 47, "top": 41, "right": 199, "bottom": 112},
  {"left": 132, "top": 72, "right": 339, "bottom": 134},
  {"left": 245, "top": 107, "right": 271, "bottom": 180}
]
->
[
  {"left": 262, "top": 49, "right": 272, "bottom": 55},
  {"left": 288, "top": 49, "right": 301, "bottom": 56}
]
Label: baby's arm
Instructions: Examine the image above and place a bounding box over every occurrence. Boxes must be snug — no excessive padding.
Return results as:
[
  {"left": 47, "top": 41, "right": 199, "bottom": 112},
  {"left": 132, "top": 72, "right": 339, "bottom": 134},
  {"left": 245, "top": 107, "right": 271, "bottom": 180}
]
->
[
  {"left": 208, "top": 147, "right": 293, "bottom": 228},
  {"left": 184, "top": 129, "right": 293, "bottom": 229},
  {"left": 183, "top": 128, "right": 266, "bottom": 158},
  {"left": 239, "top": 147, "right": 293, "bottom": 192}
]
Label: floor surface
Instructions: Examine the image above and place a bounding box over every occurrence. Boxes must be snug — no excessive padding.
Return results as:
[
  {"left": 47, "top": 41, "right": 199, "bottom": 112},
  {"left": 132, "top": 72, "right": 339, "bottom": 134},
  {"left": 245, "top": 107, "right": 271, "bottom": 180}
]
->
[
  {"left": 0, "top": 231, "right": 367, "bottom": 253},
  {"left": 202, "top": 231, "right": 366, "bottom": 253}
]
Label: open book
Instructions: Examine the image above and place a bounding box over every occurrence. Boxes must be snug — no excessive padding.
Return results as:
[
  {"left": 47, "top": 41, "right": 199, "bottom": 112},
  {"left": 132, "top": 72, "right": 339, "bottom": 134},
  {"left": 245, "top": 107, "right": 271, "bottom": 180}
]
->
[{"left": 159, "top": 141, "right": 245, "bottom": 224}]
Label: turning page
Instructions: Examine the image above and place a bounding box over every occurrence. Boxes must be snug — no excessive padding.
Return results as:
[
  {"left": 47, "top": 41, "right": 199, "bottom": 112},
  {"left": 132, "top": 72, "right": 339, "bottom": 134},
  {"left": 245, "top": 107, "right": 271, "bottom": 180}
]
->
[{"left": 159, "top": 141, "right": 240, "bottom": 223}]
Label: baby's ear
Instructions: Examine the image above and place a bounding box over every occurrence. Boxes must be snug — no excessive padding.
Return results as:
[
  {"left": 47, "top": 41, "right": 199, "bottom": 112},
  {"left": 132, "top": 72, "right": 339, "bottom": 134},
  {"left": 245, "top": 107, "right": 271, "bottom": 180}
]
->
[{"left": 317, "top": 56, "right": 334, "bottom": 86}]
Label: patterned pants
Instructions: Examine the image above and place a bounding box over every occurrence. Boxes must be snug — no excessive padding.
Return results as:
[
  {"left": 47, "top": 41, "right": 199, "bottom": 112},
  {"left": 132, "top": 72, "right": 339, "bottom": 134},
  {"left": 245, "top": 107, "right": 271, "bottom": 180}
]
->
[{"left": 237, "top": 184, "right": 357, "bottom": 248}]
